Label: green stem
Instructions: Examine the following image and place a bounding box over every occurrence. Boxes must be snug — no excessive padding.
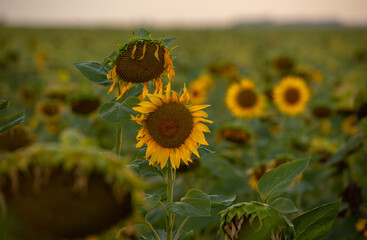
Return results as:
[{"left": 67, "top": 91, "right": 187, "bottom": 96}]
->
[
  {"left": 145, "top": 216, "right": 161, "bottom": 240},
  {"left": 174, "top": 216, "right": 190, "bottom": 240},
  {"left": 115, "top": 127, "right": 123, "bottom": 159},
  {"left": 166, "top": 165, "right": 175, "bottom": 240}
]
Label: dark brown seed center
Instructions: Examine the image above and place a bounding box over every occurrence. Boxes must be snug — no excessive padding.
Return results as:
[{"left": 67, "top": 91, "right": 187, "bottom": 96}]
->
[
  {"left": 312, "top": 106, "right": 331, "bottom": 119},
  {"left": 284, "top": 87, "right": 300, "bottom": 104},
  {"left": 71, "top": 99, "right": 100, "bottom": 115},
  {"left": 116, "top": 42, "right": 166, "bottom": 83},
  {"left": 236, "top": 89, "right": 257, "bottom": 108},
  {"left": 41, "top": 105, "right": 60, "bottom": 116},
  {"left": 146, "top": 103, "right": 194, "bottom": 148}
]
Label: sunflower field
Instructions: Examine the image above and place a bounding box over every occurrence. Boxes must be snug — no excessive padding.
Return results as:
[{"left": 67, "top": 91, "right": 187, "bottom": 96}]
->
[{"left": 1, "top": 27, "right": 367, "bottom": 240}]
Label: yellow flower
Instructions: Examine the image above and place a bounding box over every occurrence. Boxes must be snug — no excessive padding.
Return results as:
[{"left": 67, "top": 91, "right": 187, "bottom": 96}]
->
[
  {"left": 131, "top": 83, "right": 212, "bottom": 169},
  {"left": 248, "top": 163, "right": 268, "bottom": 189},
  {"left": 106, "top": 32, "right": 175, "bottom": 100},
  {"left": 188, "top": 75, "right": 213, "bottom": 104},
  {"left": 342, "top": 115, "right": 359, "bottom": 136},
  {"left": 226, "top": 79, "right": 266, "bottom": 119},
  {"left": 273, "top": 76, "right": 310, "bottom": 116},
  {"left": 356, "top": 219, "right": 367, "bottom": 232}
]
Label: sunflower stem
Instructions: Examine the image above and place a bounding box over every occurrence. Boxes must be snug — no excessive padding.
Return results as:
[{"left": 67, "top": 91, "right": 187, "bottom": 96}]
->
[
  {"left": 115, "top": 127, "right": 123, "bottom": 159},
  {"left": 166, "top": 164, "right": 175, "bottom": 240}
]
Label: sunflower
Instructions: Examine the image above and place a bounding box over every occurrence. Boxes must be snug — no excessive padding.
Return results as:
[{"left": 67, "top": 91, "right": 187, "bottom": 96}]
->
[
  {"left": 216, "top": 126, "right": 251, "bottom": 145},
  {"left": 188, "top": 74, "right": 213, "bottom": 104},
  {"left": 356, "top": 219, "right": 367, "bottom": 237},
  {"left": 226, "top": 79, "right": 266, "bottom": 119},
  {"left": 273, "top": 76, "right": 310, "bottom": 116},
  {"left": 342, "top": 115, "right": 359, "bottom": 136},
  {"left": 105, "top": 31, "right": 175, "bottom": 100},
  {"left": 247, "top": 163, "right": 268, "bottom": 189},
  {"left": 131, "top": 84, "right": 212, "bottom": 169}
]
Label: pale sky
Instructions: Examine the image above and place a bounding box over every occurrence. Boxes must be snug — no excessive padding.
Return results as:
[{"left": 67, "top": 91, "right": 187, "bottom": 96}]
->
[{"left": 1, "top": 0, "right": 367, "bottom": 27}]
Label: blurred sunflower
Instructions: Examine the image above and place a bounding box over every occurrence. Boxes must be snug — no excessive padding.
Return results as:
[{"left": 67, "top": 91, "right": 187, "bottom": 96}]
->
[
  {"left": 105, "top": 31, "right": 175, "bottom": 100},
  {"left": 216, "top": 126, "right": 251, "bottom": 145},
  {"left": 247, "top": 163, "right": 268, "bottom": 189},
  {"left": 226, "top": 79, "right": 266, "bottom": 119},
  {"left": 272, "top": 55, "right": 294, "bottom": 72},
  {"left": 0, "top": 124, "right": 36, "bottom": 152},
  {"left": 37, "top": 101, "right": 62, "bottom": 121},
  {"left": 356, "top": 219, "right": 367, "bottom": 237},
  {"left": 342, "top": 115, "right": 359, "bottom": 136},
  {"left": 131, "top": 84, "right": 212, "bottom": 169},
  {"left": 273, "top": 76, "right": 310, "bottom": 116},
  {"left": 188, "top": 74, "right": 213, "bottom": 104},
  {"left": 312, "top": 105, "right": 332, "bottom": 135},
  {"left": 69, "top": 93, "right": 101, "bottom": 116}
]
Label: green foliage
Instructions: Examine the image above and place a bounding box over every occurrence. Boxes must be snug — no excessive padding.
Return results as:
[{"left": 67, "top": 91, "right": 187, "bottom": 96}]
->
[
  {"left": 138, "top": 28, "right": 151, "bottom": 38},
  {"left": 140, "top": 229, "right": 194, "bottom": 240},
  {"left": 0, "top": 110, "right": 25, "bottom": 134},
  {"left": 99, "top": 101, "right": 136, "bottom": 128},
  {"left": 292, "top": 199, "right": 340, "bottom": 240},
  {"left": 209, "top": 194, "right": 236, "bottom": 207},
  {"left": 166, "top": 189, "right": 211, "bottom": 217},
  {"left": 73, "top": 62, "right": 111, "bottom": 87},
  {"left": 129, "top": 159, "right": 164, "bottom": 179},
  {"left": 143, "top": 194, "right": 161, "bottom": 214},
  {"left": 269, "top": 197, "right": 298, "bottom": 214},
  {"left": 0, "top": 99, "right": 9, "bottom": 109},
  {"left": 258, "top": 158, "right": 309, "bottom": 202}
]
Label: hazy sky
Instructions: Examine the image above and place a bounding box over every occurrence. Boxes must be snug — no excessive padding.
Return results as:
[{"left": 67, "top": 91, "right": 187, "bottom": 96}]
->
[{"left": 1, "top": 0, "right": 367, "bottom": 27}]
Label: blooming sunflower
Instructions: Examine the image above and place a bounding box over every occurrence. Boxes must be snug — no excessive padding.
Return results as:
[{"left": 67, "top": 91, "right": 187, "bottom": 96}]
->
[
  {"left": 131, "top": 84, "right": 212, "bottom": 169},
  {"left": 104, "top": 30, "right": 175, "bottom": 100},
  {"left": 226, "top": 79, "right": 266, "bottom": 119},
  {"left": 273, "top": 76, "right": 310, "bottom": 116},
  {"left": 188, "top": 74, "right": 213, "bottom": 104}
]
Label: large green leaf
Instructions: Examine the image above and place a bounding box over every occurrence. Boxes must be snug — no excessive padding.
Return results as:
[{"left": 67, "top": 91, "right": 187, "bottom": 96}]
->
[
  {"left": 143, "top": 194, "right": 161, "bottom": 213},
  {"left": 269, "top": 197, "right": 298, "bottom": 214},
  {"left": 0, "top": 110, "right": 25, "bottom": 134},
  {"left": 209, "top": 194, "right": 236, "bottom": 207},
  {"left": 292, "top": 199, "right": 340, "bottom": 240},
  {"left": 98, "top": 101, "right": 135, "bottom": 127},
  {"left": 129, "top": 159, "right": 164, "bottom": 178},
  {"left": 166, "top": 189, "right": 211, "bottom": 217},
  {"left": 74, "top": 62, "right": 111, "bottom": 87},
  {"left": 258, "top": 158, "right": 309, "bottom": 202}
]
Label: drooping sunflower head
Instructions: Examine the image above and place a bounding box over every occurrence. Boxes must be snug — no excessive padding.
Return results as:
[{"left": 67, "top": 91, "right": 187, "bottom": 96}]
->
[
  {"left": 342, "top": 115, "right": 359, "bottom": 136},
  {"left": 272, "top": 55, "right": 294, "bottom": 72},
  {"left": 273, "top": 76, "right": 310, "bottom": 116},
  {"left": 226, "top": 79, "right": 266, "bottom": 119},
  {"left": 188, "top": 74, "right": 213, "bottom": 104},
  {"left": 216, "top": 125, "right": 252, "bottom": 145},
  {"left": 37, "top": 100, "right": 62, "bottom": 121},
  {"left": 312, "top": 105, "right": 332, "bottom": 119},
  {"left": 69, "top": 93, "right": 101, "bottom": 116},
  {"left": 0, "top": 124, "right": 36, "bottom": 152},
  {"left": 104, "top": 29, "right": 175, "bottom": 100},
  {"left": 131, "top": 84, "right": 212, "bottom": 169}
]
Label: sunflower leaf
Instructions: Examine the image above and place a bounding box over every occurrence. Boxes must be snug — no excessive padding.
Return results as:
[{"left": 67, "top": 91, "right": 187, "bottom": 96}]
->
[
  {"left": 102, "top": 50, "right": 118, "bottom": 67},
  {"left": 98, "top": 102, "right": 135, "bottom": 127},
  {"left": 269, "top": 197, "right": 298, "bottom": 214},
  {"left": 191, "top": 147, "right": 215, "bottom": 160},
  {"left": 74, "top": 62, "right": 111, "bottom": 87},
  {"left": 137, "top": 28, "right": 150, "bottom": 38},
  {"left": 162, "top": 38, "right": 176, "bottom": 47},
  {"left": 129, "top": 159, "right": 164, "bottom": 178},
  {"left": 166, "top": 189, "right": 211, "bottom": 217},
  {"left": 258, "top": 158, "right": 309, "bottom": 202},
  {"left": 292, "top": 199, "right": 340, "bottom": 240},
  {"left": 0, "top": 110, "right": 25, "bottom": 134},
  {"left": 142, "top": 194, "right": 161, "bottom": 213}
]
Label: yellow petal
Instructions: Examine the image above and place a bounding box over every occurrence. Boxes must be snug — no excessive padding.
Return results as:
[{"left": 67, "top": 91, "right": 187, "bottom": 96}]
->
[
  {"left": 138, "top": 43, "right": 146, "bottom": 60},
  {"left": 147, "top": 94, "right": 163, "bottom": 106},
  {"left": 191, "top": 130, "right": 209, "bottom": 145},
  {"left": 116, "top": 82, "right": 132, "bottom": 100},
  {"left": 195, "top": 123, "right": 211, "bottom": 133},
  {"left": 142, "top": 82, "right": 149, "bottom": 99},
  {"left": 132, "top": 106, "right": 154, "bottom": 114},
  {"left": 139, "top": 101, "right": 157, "bottom": 112},
  {"left": 194, "top": 117, "right": 213, "bottom": 124},
  {"left": 154, "top": 44, "right": 160, "bottom": 61},
  {"left": 165, "top": 81, "right": 171, "bottom": 102},
  {"left": 192, "top": 110, "right": 208, "bottom": 118},
  {"left": 190, "top": 104, "right": 211, "bottom": 112},
  {"left": 131, "top": 44, "right": 137, "bottom": 59}
]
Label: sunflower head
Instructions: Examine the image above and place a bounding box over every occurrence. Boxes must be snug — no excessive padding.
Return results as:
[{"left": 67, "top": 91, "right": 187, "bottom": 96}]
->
[
  {"left": 273, "top": 76, "right": 310, "bottom": 116},
  {"left": 131, "top": 84, "right": 212, "bottom": 169},
  {"left": 342, "top": 115, "right": 359, "bottom": 136},
  {"left": 247, "top": 163, "right": 268, "bottom": 189},
  {"left": 272, "top": 55, "right": 294, "bottom": 72},
  {"left": 309, "top": 138, "right": 338, "bottom": 162},
  {"left": 69, "top": 93, "right": 100, "bottom": 116},
  {"left": 188, "top": 74, "right": 213, "bottom": 104},
  {"left": 216, "top": 125, "right": 252, "bottom": 145},
  {"left": 104, "top": 29, "right": 175, "bottom": 100},
  {"left": 226, "top": 79, "right": 266, "bottom": 119},
  {"left": 207, "top": 62, "right": 239, "bottom": 80},
  {"left": 37, "top": 101, "right": 62, "bottom": 121},
  {"left": 312, "top": 105, "right": 332, "bottom": 119},
  {"left": 0, "top": 124, "right": 36, "bottom": 152}
]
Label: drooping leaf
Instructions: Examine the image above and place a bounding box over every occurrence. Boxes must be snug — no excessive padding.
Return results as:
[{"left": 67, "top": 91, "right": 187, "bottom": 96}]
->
[
  {"left": 270, "top": 197, "right": 298, "bottom": 214},
  {"left": 258, "top": 158, "right": 309, "bottom": 202},
  {"left": 74, "top": 62, "right": 111, "bottom": 87},
  {"left": 210, "top": 194, "right": 236, "bottom": 207},
  {"left": 98, "top": 101, "right": 135, "bottom": 127},
  {"left": 166, "top": 189, "right": 211, "bottom": 217},
  {"left": 292, "top": 199, "right": 340, "bottom": 240},
  {"left": 0, "top": 110, "right": 25, "bottom": 134}
]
